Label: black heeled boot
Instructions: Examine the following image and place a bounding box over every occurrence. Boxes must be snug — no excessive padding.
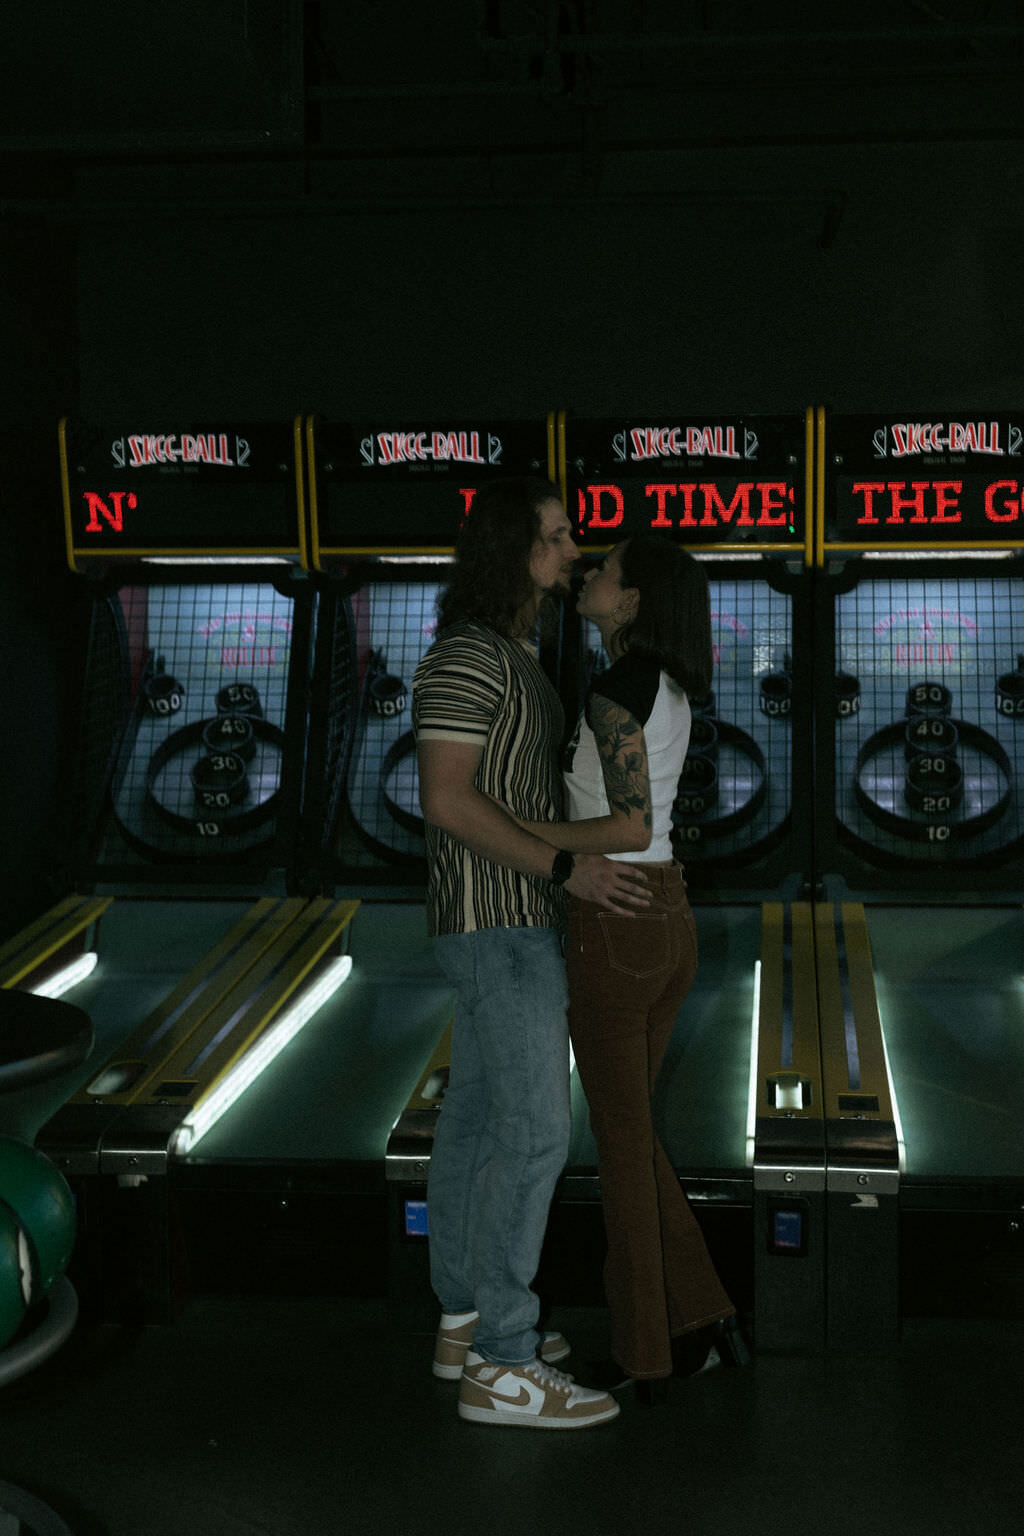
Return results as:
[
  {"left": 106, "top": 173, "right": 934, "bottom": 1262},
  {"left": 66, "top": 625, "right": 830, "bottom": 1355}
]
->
[
  {"left": 634, "top": 1376, "right": 672, "bottom": 1407},
  {"left": 582, "top": 1358, "right": 632, "bottom": 1392},
  {"left": 671, "top": 1324, "right": 717, "bottom": 1378}
]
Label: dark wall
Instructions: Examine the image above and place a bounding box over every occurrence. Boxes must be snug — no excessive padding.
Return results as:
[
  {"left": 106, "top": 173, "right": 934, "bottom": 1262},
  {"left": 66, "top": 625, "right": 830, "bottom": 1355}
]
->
[
  {"left": 0, "top": 220, "right": 81, "bottom": 937},
  {"left": 73, "top": 140, "right": 1024, "bottom": 420}
]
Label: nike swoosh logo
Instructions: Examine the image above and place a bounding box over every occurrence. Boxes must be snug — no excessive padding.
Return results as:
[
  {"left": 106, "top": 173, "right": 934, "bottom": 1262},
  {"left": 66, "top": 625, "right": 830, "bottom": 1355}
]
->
[{"left": 480, "top": 1384, "right": 535, "bottom": 1408}]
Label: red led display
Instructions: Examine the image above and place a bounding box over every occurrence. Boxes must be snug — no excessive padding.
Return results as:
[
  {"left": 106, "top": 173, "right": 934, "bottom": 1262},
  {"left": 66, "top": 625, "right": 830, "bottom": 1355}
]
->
[
  {"left": 565, "top": 416, "right": 806, "bottom": 551},
  {"left": 827, "top": 414, "right": 1024, "bottom": 547},
  {"left": 851, "top": 479, "right": 1024, "bottom": 526},
  {"left": 61, "top": 419, "right": 302, "bottom": 566},
  {"left": 577, "top": 481, "right": 793, "bottom": 532},
  {"left": 83, "top": 489, "right": 138, "bottom": 532}
]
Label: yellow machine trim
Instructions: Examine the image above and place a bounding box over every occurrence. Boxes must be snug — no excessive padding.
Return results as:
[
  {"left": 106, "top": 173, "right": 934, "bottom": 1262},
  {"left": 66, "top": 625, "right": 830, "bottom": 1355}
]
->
[
  {"left": 69, "top": 898, "right": 307, "bottom": 1108},
  {"left": 756, "top": 902, "right": 821, "bottom": 1123},
  {"left": 304, "top": 414, "right": 323, "bottom": 571},
  {"left": 141, "top": 898, "right": 359, "bottom": 1109},
  {"left": 554, "top": 411, "right": 567, "bottom": 507},
  {"left": 58, "top": 417, "right": 79, "bottom": 575},
  {"left": 805, "top": 406, "right": 816, "bottom": 567},
  {"left": 815, "top": 405, "right": 826, "bottom": 567},
  {"left": 0, "top": 895, "right": 113, "bottom": 989},
  {"left": 814, "top": 902, "right": 895, "bottom": 1118},
  {"left": 293, "top": 412, "right": 309, "bottom": 571}
]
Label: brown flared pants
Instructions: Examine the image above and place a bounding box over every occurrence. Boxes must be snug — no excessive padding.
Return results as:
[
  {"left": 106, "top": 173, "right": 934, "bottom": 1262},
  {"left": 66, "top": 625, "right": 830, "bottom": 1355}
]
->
[{"left": 567, "top": 865, "right": 735, "bottom": 1379}]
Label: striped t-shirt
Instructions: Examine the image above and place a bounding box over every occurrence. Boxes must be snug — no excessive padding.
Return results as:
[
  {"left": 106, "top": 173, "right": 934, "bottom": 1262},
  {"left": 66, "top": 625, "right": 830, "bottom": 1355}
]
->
[{"left": 413, "top": 620, "right": 565, "bottom": 936}]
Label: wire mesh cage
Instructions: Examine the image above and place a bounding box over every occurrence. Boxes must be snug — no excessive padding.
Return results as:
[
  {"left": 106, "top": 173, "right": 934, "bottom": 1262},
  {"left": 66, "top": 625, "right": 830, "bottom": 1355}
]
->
[
  {"left": 833, "top": 570, "right": 1024, "bottom": 869},
  {"left": 315, "top": 569, "right": 799, "bottom": 880},
  {"left": 77, "top": 580, "right": 302, "bottom": 870},
  {"left": 65, "top": 593, "right": 132, "bottom": 868},
  {"left": 321, "top": 578, "right": 440, "bottom": 871}
]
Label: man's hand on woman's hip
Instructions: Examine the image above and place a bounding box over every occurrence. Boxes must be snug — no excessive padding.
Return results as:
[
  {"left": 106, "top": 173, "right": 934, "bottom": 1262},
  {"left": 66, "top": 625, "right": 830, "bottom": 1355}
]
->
[{"left": 565, "top": 855, "right": 650, "bottom": 912}]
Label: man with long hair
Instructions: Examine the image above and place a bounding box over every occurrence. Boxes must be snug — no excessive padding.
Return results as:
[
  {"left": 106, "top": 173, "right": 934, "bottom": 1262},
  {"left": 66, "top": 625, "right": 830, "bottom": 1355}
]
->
[{"left": 413, "top": 477, "right": 647, "bottom": 1429}]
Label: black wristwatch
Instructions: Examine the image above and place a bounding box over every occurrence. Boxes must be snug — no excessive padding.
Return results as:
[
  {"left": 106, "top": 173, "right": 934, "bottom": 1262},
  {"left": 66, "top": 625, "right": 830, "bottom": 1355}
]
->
[{"left": 550, "top": 850, "right": 575, "bottom": 886}]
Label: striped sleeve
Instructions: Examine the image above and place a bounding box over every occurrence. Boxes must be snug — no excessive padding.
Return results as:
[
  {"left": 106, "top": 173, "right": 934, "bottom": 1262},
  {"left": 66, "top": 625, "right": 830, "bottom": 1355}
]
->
[{"left": 413, "top": 628, "right": 506, "bottom": 746}]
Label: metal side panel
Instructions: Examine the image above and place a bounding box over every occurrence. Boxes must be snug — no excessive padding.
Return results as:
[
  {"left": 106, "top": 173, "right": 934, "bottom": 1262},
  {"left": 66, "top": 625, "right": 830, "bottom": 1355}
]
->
[
  {"left": 753, "top": 902, "right": 827, "bottom": 1353},
  {"left": 35, "top": 1101, "right": 127, "bottom": 1177},
  {"left": 815, "top": 901, "right": 900, "bottom": 1351}
]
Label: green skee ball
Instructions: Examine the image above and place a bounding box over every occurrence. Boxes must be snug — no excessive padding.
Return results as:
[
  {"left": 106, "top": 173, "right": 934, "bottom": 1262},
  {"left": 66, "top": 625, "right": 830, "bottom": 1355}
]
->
[
  {"left": 0, "top": 1136, "right": 76, "bottom": 1304},
  {"left": 0, "top": 1200, "right": 29, "bottom": 1349}
]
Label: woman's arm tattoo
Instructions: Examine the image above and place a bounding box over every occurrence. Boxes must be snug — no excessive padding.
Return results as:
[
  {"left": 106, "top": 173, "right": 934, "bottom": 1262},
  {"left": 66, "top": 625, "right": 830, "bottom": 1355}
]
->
[{"left": 590, "top": 693, "right": 652, "bottom": 829}]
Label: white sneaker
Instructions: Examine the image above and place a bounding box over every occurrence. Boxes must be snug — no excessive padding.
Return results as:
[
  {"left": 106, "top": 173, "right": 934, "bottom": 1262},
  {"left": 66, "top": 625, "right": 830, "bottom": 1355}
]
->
[
  {"left": 458, "top": 1351, "right": 620, "bottom": 1429},
  {"left": 432, "top": 1312, "right": 570, "bottom": 1379}
]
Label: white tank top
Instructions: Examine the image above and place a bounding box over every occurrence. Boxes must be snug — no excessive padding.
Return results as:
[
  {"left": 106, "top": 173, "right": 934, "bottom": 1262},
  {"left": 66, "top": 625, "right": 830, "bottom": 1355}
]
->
[{"left": 563, "top": 653, "right": 690, "bottom": 863}]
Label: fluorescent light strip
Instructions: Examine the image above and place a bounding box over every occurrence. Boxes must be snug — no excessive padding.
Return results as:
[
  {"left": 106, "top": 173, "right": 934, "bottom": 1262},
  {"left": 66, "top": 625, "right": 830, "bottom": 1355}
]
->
[
  {"left": 745, "top": 960, "right": 762, "bottom": 1166},
  {"left": 375, "top": 554, "right": 454, "bottom": 565},
  {"left": 694, "top": 551, "right": 765, "bottom": 562},
  {"left": 31, "top": 951, "right": 99, "bottom": 998},
  {"left": 875, "top": 994, "right": 907, "bottom": 1174},
  {"left": 172, "top": 955, "right": 353, "bottom": 1157},
  {"left": 142, "top": 556, "right": 292, "bottom": 566},
  {"left": 862, "top": 549, "right": 1014, "bottom": 561}
]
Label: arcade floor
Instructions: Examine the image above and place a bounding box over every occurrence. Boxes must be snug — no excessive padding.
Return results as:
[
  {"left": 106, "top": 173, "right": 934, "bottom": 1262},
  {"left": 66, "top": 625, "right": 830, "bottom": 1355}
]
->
[{"left": 1, "top": 1295, "right": 1022, "bottom": 1536}]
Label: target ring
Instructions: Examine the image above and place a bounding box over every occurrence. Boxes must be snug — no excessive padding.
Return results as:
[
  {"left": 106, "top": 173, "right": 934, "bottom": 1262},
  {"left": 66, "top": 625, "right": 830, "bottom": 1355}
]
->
[{"left": 854, "top": 718, "right": 1012, "bottom": 844}]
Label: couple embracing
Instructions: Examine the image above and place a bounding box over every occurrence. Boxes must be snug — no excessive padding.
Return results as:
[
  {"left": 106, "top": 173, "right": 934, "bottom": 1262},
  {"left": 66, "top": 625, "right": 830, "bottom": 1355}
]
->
[{"left": 412, "top": 477, "right": 734, "bottom": 1430}]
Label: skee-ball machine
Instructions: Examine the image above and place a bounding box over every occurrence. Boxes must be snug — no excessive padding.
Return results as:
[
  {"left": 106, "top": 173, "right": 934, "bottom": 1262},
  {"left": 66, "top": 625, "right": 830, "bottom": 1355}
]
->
[
  {"left": 18, "top": 418, "right": 356, "bottom": 1319},
  {"left": 813, "top": 408, "right": 1024, "bottom": 1343}
]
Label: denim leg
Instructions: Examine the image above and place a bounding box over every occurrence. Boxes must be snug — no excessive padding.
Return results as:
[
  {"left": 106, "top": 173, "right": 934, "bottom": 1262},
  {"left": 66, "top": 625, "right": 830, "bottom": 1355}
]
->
[{"left": 428, "top": 927, "right": 571, "bottom": 1365}]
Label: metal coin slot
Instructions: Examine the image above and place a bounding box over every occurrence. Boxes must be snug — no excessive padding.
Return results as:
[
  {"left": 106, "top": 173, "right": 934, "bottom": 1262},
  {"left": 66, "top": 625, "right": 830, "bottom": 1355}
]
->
[{"left": 767, "top": 1071, "right": 812, "bottom": 1110}]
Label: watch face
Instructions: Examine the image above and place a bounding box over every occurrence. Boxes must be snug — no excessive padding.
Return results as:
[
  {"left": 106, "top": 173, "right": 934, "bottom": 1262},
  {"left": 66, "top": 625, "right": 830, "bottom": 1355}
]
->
[{"left": 552, "top": 850, "right": 574, "bottom": 884}]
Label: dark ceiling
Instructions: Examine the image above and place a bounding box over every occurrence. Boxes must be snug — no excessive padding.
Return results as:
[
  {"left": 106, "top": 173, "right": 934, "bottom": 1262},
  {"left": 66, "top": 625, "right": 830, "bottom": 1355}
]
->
[{"left": 2, "top": 0, "right": 1023, "bottom": 164}]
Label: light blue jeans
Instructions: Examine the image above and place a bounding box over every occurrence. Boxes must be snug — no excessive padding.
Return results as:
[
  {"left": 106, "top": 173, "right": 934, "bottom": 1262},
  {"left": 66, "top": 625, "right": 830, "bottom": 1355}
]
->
[{"left": 428, "top": 925, "right": 571, "bottom": 1365}]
